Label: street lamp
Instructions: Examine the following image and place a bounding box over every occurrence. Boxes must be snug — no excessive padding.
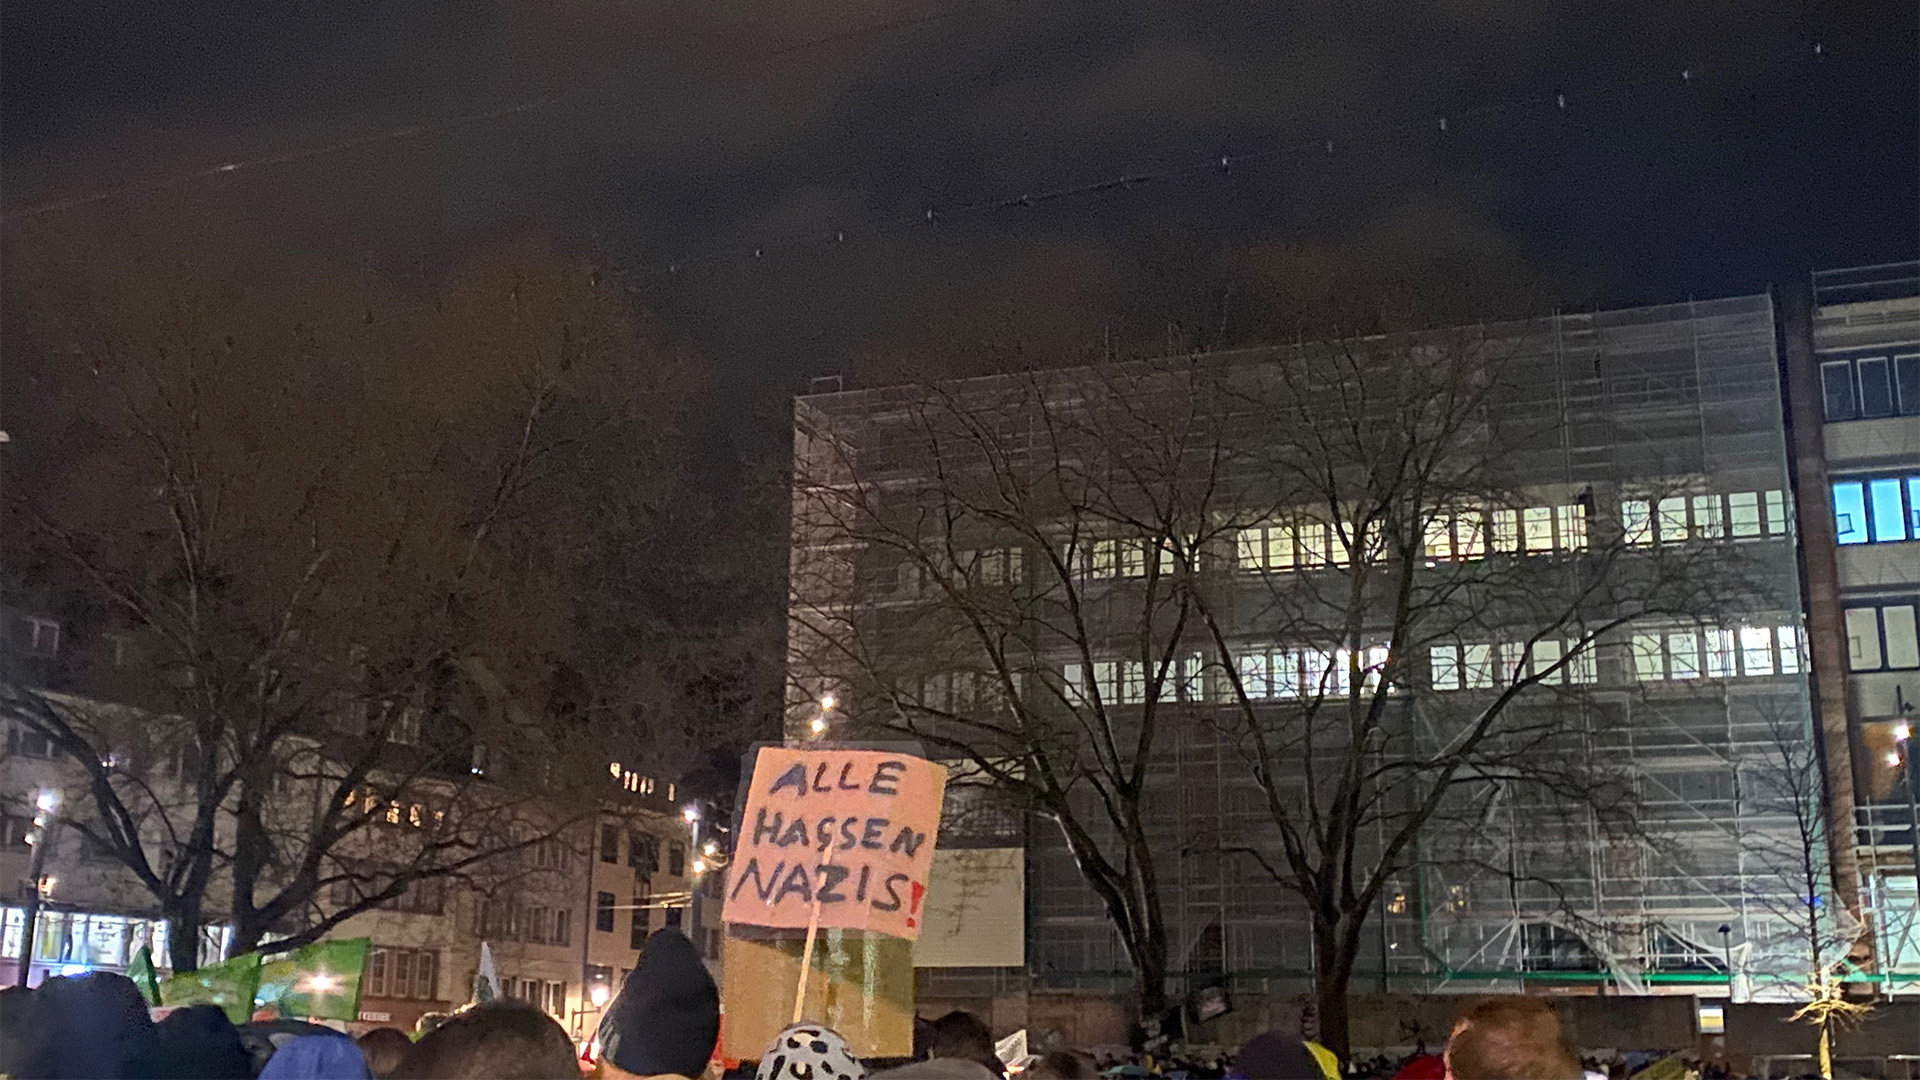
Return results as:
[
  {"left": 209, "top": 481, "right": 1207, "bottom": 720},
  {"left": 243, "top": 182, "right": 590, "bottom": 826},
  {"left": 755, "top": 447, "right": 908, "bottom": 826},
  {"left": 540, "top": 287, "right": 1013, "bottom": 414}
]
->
[
  {"left": 590, "top": 983, "right": 612, "bottom": 1009},
  {"left": 1893, "top": 720, "right": 1920, "bottom": 916}
]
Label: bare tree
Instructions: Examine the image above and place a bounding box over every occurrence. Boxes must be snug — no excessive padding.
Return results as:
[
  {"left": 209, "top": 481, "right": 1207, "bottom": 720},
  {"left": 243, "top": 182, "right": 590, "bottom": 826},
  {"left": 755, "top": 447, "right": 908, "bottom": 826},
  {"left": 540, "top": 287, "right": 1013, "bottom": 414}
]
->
[
  {"left": 788, "top": 315, "right": 1777, "bottom": 1052},
  {"left": 2, "top": 243, "right": 696, "bottom": 968},
  {"left": 1742, "top": 703, "right": 1871, "bottom": 1079}
]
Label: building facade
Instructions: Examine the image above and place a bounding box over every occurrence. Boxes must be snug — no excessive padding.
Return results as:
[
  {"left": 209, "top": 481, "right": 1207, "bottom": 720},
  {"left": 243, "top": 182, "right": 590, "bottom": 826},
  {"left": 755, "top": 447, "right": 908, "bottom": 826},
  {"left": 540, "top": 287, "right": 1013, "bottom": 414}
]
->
[
  {"left": 788, "top": 292, "right": 1849, "bottom": 1011},
  {"left": 1784, "top": 262, "right": 1920, "bottom": 991},
  {"left": 1, "top": 604, "right": 716, "bottom": 1033}
]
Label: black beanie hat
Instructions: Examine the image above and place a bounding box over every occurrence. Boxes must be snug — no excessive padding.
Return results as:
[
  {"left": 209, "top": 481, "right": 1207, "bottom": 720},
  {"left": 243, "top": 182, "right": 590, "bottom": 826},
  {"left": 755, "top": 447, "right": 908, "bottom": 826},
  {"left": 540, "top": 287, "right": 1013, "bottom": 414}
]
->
[{"left": 598, "top": 928, "right": 721, "bottom": 1078}]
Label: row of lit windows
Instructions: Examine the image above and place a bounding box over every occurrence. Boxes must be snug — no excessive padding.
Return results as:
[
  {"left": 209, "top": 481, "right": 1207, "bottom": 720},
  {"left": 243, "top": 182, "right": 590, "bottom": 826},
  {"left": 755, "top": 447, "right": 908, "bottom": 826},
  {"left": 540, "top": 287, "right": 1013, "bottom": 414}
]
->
[
  {"left": 1832, "top": 476, "right": 1920, "bottom": 545},
  {"left": 1060, "top": 657, "right": 1202, "bottom": 705},
  {"left": 1237, "top": 646, "right": 1390, "bottom": 699},
  {"left": 1629, "top": 626, "right": 1803, "bottom": 681},
  {"left": 1622, "top": 491, "right": 1791, "bottom": 545},
  {"left": 1429, "top": 640, "right": 1598, "bottom": 691}
]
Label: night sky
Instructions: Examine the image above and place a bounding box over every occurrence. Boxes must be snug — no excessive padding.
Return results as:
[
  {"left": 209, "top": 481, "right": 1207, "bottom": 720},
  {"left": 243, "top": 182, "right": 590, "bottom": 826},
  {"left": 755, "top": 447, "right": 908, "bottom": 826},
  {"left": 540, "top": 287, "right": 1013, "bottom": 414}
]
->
[{"left": 3, "top": 0, "right": 1915, "bottom": 393}]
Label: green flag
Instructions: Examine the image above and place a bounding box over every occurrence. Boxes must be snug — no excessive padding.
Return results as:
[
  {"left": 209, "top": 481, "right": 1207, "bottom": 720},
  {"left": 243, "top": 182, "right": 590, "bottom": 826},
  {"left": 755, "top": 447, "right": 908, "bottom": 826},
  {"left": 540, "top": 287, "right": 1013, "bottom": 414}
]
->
[
  {"left": 255, "top": 939, "right": 371, "bottom": 1022},
  {"left": 159, "top": 952, "right": 263, "bottom": 1025},
  {"left": 127, "top": 944, "right": 161, "bottom": 1007}
]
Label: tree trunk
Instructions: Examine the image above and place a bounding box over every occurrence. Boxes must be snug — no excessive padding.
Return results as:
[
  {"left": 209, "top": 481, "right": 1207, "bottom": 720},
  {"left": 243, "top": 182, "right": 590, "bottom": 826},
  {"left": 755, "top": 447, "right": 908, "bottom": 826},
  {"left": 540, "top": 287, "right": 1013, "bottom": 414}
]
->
[
  {"left": 165, "top": 900, "right": 203, "bottom": 973},
  {"left": 1131, "top": 930, "right": 1171, "bottom": 1024},
  {"left": 1312, "top": 914, "right": 1361, "bottom": 1061}
]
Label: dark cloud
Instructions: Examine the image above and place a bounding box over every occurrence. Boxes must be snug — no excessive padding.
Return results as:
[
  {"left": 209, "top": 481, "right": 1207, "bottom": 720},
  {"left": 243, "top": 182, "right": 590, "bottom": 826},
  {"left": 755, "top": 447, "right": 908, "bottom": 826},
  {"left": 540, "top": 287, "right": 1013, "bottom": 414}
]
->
[{"left": 3, "top": 0, "right": 1913, "bottom": 391}]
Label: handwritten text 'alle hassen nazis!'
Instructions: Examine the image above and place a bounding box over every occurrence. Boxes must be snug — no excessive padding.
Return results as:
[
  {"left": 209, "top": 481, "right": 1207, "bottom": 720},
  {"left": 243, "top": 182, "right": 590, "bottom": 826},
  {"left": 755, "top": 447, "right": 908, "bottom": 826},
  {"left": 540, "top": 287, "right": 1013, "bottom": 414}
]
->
[{"left": 723, "top": 749, "right": 947, "bottom": 939}]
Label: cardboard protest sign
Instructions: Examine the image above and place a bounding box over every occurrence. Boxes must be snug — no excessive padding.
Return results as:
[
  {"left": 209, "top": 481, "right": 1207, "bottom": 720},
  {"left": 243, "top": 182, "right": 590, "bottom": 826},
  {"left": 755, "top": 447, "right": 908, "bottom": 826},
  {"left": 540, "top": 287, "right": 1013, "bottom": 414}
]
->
[{"left": 723, "top": 748, "right": 947, "bottom": 940}]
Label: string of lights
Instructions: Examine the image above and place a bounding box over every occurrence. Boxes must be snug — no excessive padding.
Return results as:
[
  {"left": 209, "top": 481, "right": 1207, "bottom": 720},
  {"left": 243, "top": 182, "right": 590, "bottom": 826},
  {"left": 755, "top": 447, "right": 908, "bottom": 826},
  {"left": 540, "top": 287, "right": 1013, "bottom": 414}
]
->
[
  {"left": 2, "top": 23, "right": 1858, "bottom": 277},
  {"left": 0, "top": 2, "right": 964, "bottom": 222},
  {"left": 617, "top": 35, "right": 1858, "bottom": 282}
]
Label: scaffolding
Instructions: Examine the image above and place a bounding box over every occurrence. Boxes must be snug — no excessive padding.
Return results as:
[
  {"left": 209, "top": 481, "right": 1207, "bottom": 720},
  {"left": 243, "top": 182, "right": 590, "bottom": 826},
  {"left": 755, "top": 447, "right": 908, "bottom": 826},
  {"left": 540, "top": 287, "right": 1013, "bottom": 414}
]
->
[{"left": 789, "top": 293, "right": 1831, "bottom": 999}]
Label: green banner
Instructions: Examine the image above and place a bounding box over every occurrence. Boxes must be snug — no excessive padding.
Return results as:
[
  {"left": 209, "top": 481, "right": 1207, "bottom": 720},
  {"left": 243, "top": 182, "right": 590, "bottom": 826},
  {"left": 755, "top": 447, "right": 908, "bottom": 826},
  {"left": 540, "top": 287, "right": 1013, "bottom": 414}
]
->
[
  {"left": 255, "top": 939, "right": 371, "bottom": 1022},
  {"left": 127, "top": 945, "right": 162, "bottom": 1007},
  {"left": 159, "top": 952, "right": 264, "bottom": 1025}
]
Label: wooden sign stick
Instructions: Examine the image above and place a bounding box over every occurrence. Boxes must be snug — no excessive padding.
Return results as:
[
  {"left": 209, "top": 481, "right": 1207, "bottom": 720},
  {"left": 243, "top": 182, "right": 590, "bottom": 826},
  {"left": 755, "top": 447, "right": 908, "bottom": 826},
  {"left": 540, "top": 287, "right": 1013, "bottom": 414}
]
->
[{"left": 791, "top": 841, "right": 838, "bottom": 1025}]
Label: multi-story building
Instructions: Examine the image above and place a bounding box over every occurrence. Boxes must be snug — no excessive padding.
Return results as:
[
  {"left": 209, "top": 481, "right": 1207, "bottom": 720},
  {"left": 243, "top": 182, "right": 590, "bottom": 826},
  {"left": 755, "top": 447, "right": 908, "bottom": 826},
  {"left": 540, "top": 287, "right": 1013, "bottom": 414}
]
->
[
  {"left": 1783, "top": 262, "right": 1920, "bottom": 991},
  {"left": 788, "top": 292, "right": 1840, "bottom": 1016},
  {"left": 1, "top": 604, "right": 715, "bottom": 1032}
]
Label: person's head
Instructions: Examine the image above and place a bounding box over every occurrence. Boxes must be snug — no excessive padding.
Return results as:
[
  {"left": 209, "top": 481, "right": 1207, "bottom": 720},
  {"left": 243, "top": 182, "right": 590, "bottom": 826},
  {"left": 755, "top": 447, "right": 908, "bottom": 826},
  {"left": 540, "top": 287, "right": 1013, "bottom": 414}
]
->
[
  {"left": 1444, "top": 997, "right": 1581, "bottom": 1080},
  {"left": 36, "top": 970, "right": 160, "bottom": 1079},
  {"left": 596, "top": 929, "right": 720, "bottom": 1080},
  {"left": 926, "top": 1012, "right": 997, "bottom": 1075},
  {"left": 148, "top": 1003, "right": 254, "bottom": 1079},
  {"left": 755, "top": 1024, "right": 866, "bottom": 1080},
  {"left": 0, "top": 986, "right": 60, "bottom": 1080},
  {"left": 358, "top": 1027, "right": 415, "bottom": 1078},
  {"left": 1024, "top": 1051, "right": 1096, "bottom": 1080},
  {"left": 259, "top": 1033, "right": 374, "bottom": 1080},
  {"left": 1232, "top": 1032, "right": 1323, "bottom": 1080},
  {"left": 396, "top": 1001, "right": 577, "bottom": 1080}
]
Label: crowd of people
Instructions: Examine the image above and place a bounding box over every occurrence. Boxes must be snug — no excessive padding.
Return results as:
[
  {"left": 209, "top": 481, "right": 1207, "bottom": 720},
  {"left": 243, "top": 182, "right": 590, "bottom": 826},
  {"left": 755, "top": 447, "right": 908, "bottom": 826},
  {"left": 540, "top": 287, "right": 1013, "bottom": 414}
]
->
[{"left": 0, "top": 930, "right": 1620, "bottom": 1080}]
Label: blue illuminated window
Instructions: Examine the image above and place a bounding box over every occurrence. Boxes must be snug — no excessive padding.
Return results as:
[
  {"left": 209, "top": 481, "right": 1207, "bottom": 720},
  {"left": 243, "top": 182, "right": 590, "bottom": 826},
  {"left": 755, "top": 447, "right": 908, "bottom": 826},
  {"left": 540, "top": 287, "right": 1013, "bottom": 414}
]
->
[
  {"left": 1870, "top": 479, "right": 1908, "bottom": 542},
  {"left": 1833, "top": 482, "right": 1868, "bottom": 544},
  {"left": 1834, "top": 475, "right": 1920, "bottom": 546}
]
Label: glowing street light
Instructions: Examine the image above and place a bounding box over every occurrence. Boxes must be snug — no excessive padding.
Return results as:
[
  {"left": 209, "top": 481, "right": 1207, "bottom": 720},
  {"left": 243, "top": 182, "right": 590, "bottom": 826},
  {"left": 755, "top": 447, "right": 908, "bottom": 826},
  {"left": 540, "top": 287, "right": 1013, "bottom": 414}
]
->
[
  {"left": 590, "top": 984, "right": 612, "bottom": 1008},
  {"left": 809, "top": 717, "right": 827, "bottom": 735},
  {"left": 819, "top": 694, "right": 837, "bottom": 712},
  {"left": 1896, "top": 721, "right": 1913, "bottom": 743},
  {"left": 1888, "top": 750, "right": 1904, "bottom": 769},
  {"left": 691, "top": 858, "right": 708, "bottom": 875},
  {"left": 35, "top": 789, "right": 61, "bottom": 814},
  {"left": 682, "top": 804, "right": 700, "bottom": 824},
  {"left": 702, "top": 841, "right": 717, "bottom": 857}
]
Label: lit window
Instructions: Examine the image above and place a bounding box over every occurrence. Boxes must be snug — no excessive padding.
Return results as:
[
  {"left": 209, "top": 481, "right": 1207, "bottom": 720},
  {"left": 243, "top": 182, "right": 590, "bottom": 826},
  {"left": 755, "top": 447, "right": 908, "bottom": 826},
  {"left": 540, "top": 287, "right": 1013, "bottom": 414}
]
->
[
  {"left": 1297, "top": 522, "right": 1332, "bottom": 568},
  {"left": 1869, "top": 479, "right": 1909, "bottom": 542},
  {"left": 1657, "top": 497, "right": 1689, "bottom": 544},
  {"left": 1623, "top": 501, "right": 1653, "bottom": 546},
  {"left": 1462, "top": 644, "right": 1494, "bottom": 689},
  {"left": 1692, "top": 496, "right": 1724, "bottom": 539},
  {"left": 1238, "top": 653, "right": 1271, "bottom": 699},
  {"left": 1764, "top": 490, "right": 1789, "bottom": 535},
  {"left": 1423, "top": 516, "right": 1453, "bottom": 562},
  {"left": 1733, "top": 626, "right": 1770, "bottom": 676},
  {"left": 1522, "top": 507, "right": 1554, "bottom": 553},
  {"left": 1301, "top": 649, "right": 1331, "bottom": 694},
  {"left": 1091, "top": 539, "right": 1118, "bottom": 578},
  {"left": 1492, "top": 509, "right": 1521, "bottom": 554},
  {"left": 1273, "top": 651, "right": 1302, "bottom": 699},
  {"left": 1632, "top": 634, "right": 1663, "bottom": 681},
  {"left": 1728, "top": 493, "right": 1762, "bottom": 538},
  {"left": 1457, "top": 512, "right": 1487, "bottom": 559},
  {"left": 1498, "top": 642, "right": 1528, "bottom": 684},
  {"left": 1667, "top": 631, "right": 1700, "bottom": 680},
  {"left": 1532, "top": 640, "right": 1564, "bottom": 684},
  {"left": 1705, "top": 628, "right": 1736, "bottom": 678},
  {"left": 1833, "top": 482, "right": 1868, "bottom": 544},
  {"left": 1430, "top": 646, "right": 1461, "bottom": 691},
  {"left": 1556, "top": 504, "right": 1589, "bottom": 550},
  {"left": 1778, "top": 625, "right": 1803, "bottom": 674},
  {"left": 1236, "top": 528, "right": 1265, "bottom": 569}
]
